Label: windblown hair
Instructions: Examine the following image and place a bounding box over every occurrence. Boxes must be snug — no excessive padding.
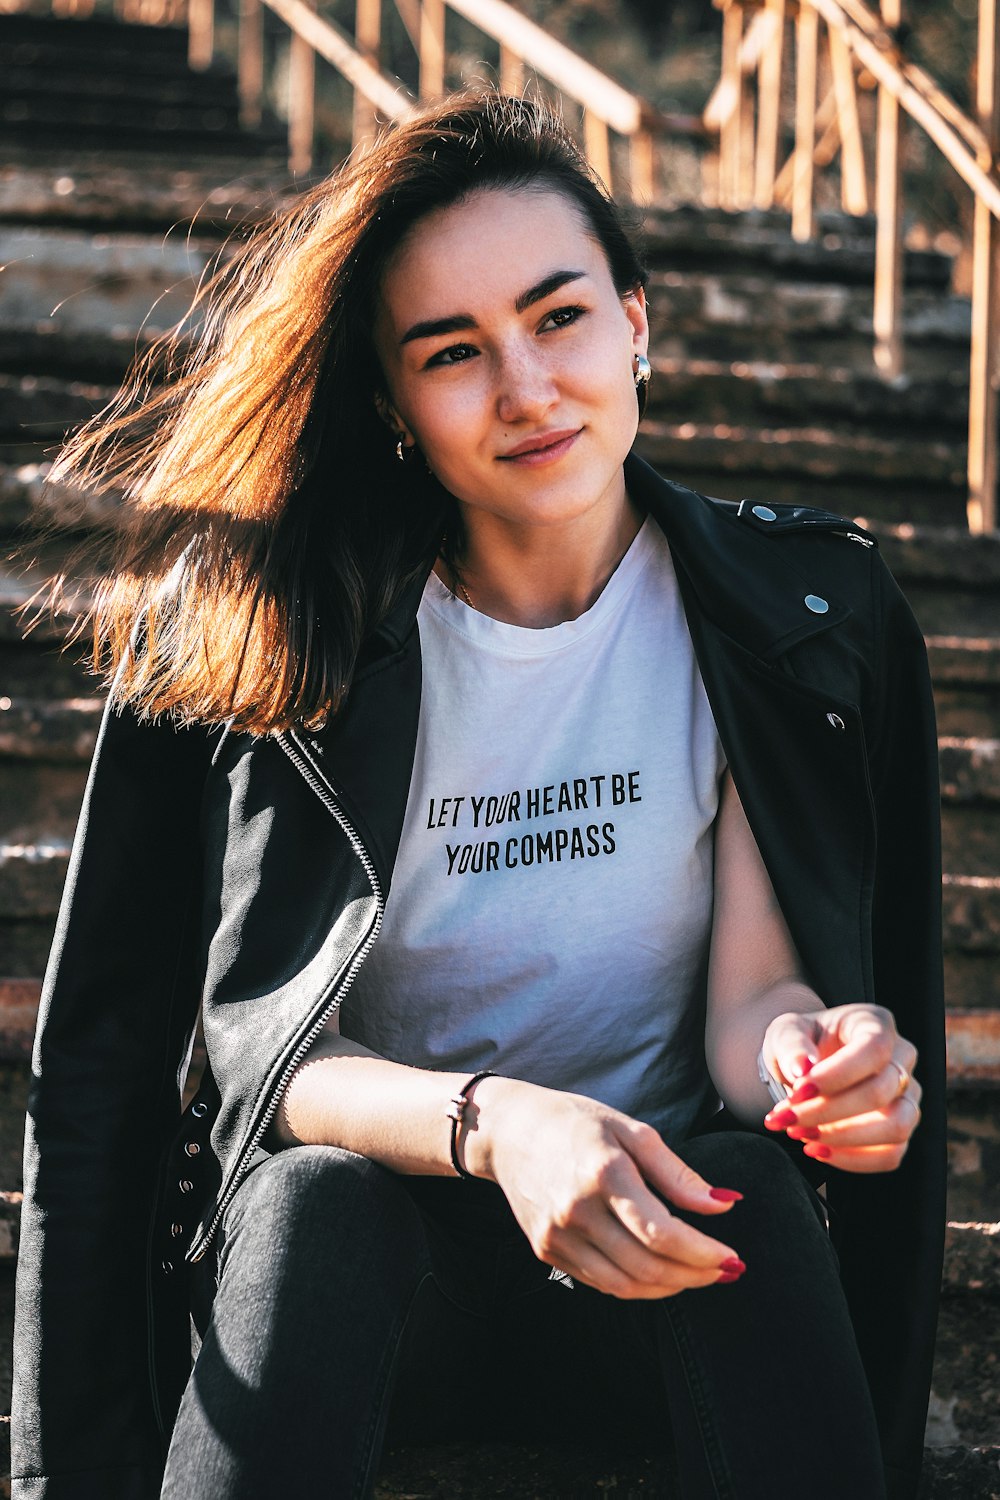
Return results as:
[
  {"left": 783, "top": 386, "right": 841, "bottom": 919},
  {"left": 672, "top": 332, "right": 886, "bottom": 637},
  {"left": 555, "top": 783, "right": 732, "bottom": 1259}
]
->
[{"left": 51, "top": 88, "right": 648, "bottom": 733}]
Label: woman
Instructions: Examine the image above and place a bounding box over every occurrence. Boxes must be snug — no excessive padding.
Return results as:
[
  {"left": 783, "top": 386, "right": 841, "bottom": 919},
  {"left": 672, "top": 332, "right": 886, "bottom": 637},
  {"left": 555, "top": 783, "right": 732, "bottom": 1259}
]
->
[{"left": 13, "top": 91, "right": 944, "bottom": 1500}]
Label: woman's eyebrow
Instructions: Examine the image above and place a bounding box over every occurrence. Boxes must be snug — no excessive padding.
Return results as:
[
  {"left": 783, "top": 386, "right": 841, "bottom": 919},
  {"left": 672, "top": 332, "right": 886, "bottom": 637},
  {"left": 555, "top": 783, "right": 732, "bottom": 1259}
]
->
[{"left": 398, "top": 269, "right": 588, "bottom": 346}]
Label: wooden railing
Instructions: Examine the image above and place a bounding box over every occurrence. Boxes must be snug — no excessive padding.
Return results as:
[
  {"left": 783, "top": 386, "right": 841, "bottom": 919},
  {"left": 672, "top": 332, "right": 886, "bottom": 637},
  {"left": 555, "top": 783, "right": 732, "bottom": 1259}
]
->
[
  {"left": 703, "top": 0, "right": 1000, "bottom": 533},
  {"left": 183, "top": 0, "right": 706, "bottom": 205}
]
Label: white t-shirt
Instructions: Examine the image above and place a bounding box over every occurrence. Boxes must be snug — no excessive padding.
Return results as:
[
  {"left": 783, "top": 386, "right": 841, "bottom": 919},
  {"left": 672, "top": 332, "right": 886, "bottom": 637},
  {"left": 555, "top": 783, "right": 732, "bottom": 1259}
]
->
[{"left": 339, "top": 518, "right": 727, "bottom": 1143}]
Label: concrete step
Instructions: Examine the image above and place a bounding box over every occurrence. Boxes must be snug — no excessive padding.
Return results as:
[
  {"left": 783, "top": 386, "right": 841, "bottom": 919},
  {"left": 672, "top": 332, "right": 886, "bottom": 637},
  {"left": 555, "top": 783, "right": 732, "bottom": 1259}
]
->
[
  {"left": 0, "top": 103, "right": 284, "bottom": 159},
  {"left": 645, "top": 356, "right": 971, "bottom": 434},
  {"left": 0, "top": 159, "right": 301, "bottom": 234},
  {"left": 638, "top": 204, "right": 955, "bottom": 290},
  {"left": 0, "top": 225, "right": 215, "bottom": 338},
  {"left": 646, "top": 270, "right": 972, "bottom": 374}
]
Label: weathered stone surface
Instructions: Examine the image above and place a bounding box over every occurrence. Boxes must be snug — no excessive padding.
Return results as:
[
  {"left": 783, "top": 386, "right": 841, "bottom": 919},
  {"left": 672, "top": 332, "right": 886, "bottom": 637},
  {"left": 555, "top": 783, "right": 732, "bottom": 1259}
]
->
[
  {"left": 636, "top": 417, "right": 964, "bottom": 485},
  {"left": 941, "top": 741, "right": 1000, "bottom": 804},
  {"left": 0, "top": 159, "right": 300, "bottom": 233},
  {"left": 0, "top": 696, "right": 101, "bottom": 763},
  {"left": 942, "top": 1222, "right": 1000, "bottom": 1295},
  {"left": 645, "top": 355, "right": 971, "bottom": 430},
  {"left": 927, "top": 641, "right": 1000, "bottom": 690},
  {"left": 946, "top": 953, "right": 1000, "bottom": 1012},
  {"left": 0, "top": 459, "right": 120, "bottom": 531},
  {"left": 879, "top": 525, "right": 1000, "bottom": 590},
  {"left": 943, "top": 878, "right": 1000, "bottom": 955},
  {"left": 0, "top": 372, "right": 112, "bottom": 441},
  {"left": 640, "top": 204, "right": 954, "bottom": 287},
  {"left": 941, "top": 807, "right": 1000, "bottom": 882},
  {"left": 0, "top": 841, "right": 69, "bottom": 920}
]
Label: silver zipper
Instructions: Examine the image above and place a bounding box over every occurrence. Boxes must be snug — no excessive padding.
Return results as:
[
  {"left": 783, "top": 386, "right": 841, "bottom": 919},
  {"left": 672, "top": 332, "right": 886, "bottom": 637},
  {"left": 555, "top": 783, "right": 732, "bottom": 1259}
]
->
[
  {"left": 839, "top": 531, "right": 875, "bottom": 547},
  {"left": 187, "top": 729, "right": 385, "bottom": 1261}
]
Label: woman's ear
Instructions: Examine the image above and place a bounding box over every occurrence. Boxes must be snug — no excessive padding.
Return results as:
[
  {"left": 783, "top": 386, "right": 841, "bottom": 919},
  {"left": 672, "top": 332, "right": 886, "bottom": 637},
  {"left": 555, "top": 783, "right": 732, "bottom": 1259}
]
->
[
  {"left": 374, "top": 391, "right": 414, "bottom": 447},
  {"left": 625, "top": 286, "right": 649, "bottom": 362}
]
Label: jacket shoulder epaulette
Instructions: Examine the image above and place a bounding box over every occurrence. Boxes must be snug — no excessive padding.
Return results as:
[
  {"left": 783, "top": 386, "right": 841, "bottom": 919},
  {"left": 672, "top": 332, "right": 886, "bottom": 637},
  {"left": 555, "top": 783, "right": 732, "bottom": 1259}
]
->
[{"left": 719, "top": 496, "right": 879, "bottom": 549}]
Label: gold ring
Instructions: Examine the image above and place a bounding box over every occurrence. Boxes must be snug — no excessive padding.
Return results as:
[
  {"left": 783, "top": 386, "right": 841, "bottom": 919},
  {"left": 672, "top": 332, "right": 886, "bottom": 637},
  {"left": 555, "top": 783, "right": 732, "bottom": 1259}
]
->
[{"left": 890, "top": 1060, "right": 911, "bottom": 1097}]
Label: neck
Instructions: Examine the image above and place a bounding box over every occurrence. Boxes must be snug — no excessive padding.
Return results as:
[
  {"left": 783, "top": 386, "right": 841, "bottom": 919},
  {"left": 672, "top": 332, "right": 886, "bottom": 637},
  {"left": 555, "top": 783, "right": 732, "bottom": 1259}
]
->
[{"left": 442, "top": 480, "right": 644, "bottom": 628}]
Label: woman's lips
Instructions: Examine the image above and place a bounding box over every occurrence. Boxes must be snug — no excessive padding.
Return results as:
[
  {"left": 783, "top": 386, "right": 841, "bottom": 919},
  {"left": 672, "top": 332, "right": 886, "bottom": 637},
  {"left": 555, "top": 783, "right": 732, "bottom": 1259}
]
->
[{"left": 498, "top": 429, "right": 581, "bottom": 466}]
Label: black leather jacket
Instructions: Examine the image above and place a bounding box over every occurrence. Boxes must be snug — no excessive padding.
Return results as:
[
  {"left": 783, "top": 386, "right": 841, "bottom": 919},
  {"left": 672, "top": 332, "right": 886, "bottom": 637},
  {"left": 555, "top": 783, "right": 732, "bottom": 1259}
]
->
[{"left": 12, "top": 453, "right": 945, "bottom": 1500}]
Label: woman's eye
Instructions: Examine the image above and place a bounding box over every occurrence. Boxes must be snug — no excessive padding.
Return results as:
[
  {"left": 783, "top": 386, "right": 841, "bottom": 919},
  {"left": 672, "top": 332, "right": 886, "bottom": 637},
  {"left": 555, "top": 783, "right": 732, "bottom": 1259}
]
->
[
  {"left": 542, "top": 304, "right": 587, "bottom": 331},
  {"left": 426, "top": 343, "right": 478, "bottom": 368}
]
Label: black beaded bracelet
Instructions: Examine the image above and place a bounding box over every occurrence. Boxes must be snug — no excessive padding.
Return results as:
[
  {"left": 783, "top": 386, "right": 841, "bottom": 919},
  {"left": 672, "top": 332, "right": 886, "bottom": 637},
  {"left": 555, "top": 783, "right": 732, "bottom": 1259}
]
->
[{"left": 446, "top": 1069, "right": 496, "bottom": 1179}]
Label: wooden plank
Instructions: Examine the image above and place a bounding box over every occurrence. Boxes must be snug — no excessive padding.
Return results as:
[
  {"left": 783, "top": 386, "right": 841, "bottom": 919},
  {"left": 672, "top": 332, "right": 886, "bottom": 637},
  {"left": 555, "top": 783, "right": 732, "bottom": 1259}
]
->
[
  {"left": 873, "top": 0, "right": 903, "bottom": 377},
  {"left": 188, "top": 0, "right": 214, "bottom": 69},
  {"left": 353, "top": 0, "right": 382, "bottom": 147},
  {"left": 753, "top": 0, "right": 784, "bottom": 210},
  {"left": 828, "top": 23, "right": 867, "bottom": 212},
  {"left": 629, "top": 129, "right": 655, "bottom": 206},
  {"left": 720, "top": 1, "right": 744, "bottom": 209},
  {"left": 807, "top": 0, "right": 1000, "bottom": 220},
  {"left": 288, "top": 27, "right": 316, "bottom": 174},
  {"left": 262, "top": 0, "right": 413, "bottom": 118},
  {"left": 792, "top": 0, "right": 818, "bottom": 240},
  {"left": 968, "top": 0, "right": 1000, "bottom": 533},
  {"left": 584, "top": 108, "right": 613, "bottom": 191},
  {"left": 773, "top": 83, "right": 836, "bottom": 205},
  {"left": 499, "top": 43, "right": 523, "bottom": 96},
  {"left": 239, "top": 0, "right": 264, "bottom": 128},
  {"left": 445, "top": 0, "right": 645, "bottom": 135},
  {"left": 419, "top": 0, "right": 446, "bottom": 98}
]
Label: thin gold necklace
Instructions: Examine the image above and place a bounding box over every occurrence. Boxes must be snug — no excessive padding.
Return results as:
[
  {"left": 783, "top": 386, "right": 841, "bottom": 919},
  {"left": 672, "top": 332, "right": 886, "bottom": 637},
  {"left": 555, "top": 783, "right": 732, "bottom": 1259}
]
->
[{"left": 439, "top": 549, "right": 476, "bottom": 611}]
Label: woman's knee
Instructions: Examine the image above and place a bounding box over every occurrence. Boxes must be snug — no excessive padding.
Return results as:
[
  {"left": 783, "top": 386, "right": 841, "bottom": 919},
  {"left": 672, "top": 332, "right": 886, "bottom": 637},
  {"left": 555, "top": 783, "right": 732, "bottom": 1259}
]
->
[
  {"left": 219, "top": 1144, "right": 428, "bottom": 1276},
  {"left": 673, "top": 1129, "right": 830, "bottom": 1238}
]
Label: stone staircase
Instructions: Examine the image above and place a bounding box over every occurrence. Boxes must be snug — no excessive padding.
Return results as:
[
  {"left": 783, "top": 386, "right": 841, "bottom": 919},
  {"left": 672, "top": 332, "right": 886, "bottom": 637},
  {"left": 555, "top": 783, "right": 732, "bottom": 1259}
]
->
[{"left": 0, "top": 11, "right": 999, "bottom": 1496}]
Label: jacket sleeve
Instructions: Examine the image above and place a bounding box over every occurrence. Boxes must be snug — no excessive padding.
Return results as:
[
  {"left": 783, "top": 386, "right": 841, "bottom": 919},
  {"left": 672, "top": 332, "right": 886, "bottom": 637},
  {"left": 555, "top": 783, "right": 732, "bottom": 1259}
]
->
[
  {"left": 826, "top": 555, "right": 947, "bottom": 1500},
  {"left": 12, "top": 698, "right": 213, "bottom": 1500}
]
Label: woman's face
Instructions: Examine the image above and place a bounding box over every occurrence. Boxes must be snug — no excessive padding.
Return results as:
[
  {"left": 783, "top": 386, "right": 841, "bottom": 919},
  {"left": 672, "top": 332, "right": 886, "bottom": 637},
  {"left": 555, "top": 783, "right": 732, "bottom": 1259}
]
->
[{"left": 374, "top": 186, "right": 648, "bottom": 536}]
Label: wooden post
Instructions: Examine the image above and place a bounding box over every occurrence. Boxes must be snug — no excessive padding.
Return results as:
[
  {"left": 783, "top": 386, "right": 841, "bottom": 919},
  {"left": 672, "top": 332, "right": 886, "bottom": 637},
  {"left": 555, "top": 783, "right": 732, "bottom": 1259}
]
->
[
  {"left": 584, "top": 109, "right": 613, "bottom": 190},
  {"left": 754, "top": 0, "right": 784, "bottom": 209},
  {"left": 239, "top": 0, "right": 264, "bottom": 128},
  {"left": 419, "top": 0, "right": 446, "bottom": 98},
  {"left": 629, "top": 128, "right": 655, "bottom": 206},
  {"left": 968, "top": 0, "right": 1000, "bottom": 532},
  {"left": 499, "top": 43, "right": 523, "bottom": 96},
  {"left": 353, "top": 0, "right": 381, "bottom": 146},
  {"left": 720, "top": 0, "right": 744, "bottom": 210},
  {"left": 188, "top": 0, "right": 214, "bottom": 68},
  {"left": 792, "top": 0, "right": 818, "bottom": 240},
  {"left": 828, "top": 24, "right": 867, "bottom": 213},
  {"left": 288, "top": 2, "right": 316, "bottom": 173},
  {"left": 873, "top": 0, "right": 903, "bottom": 377}
]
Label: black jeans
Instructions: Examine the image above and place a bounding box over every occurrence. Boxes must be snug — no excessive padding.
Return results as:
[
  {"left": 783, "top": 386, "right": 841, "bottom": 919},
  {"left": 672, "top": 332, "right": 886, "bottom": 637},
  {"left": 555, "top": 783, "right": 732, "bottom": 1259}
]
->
[{"left": 160, "top": 1129, "right": 887, "bottom": 1500}]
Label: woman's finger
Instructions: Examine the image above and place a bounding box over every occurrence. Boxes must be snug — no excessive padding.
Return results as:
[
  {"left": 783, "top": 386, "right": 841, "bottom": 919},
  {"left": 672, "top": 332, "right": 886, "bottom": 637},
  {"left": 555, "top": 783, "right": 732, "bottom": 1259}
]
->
[
  {"left": 787, "top": 1092, "right": 922, "bottom": 1149},
  {"left": 770, "top": 1057, "right": 921, "bottom": 1130},
  {"left": 625, "top": 1119, "right": 746, "bottom": 1219},
  {"left": 781, "top": 1008, "right": 914, "bottom": 1101},
  {"left": 607, "top": 1175, "right": 742, "bottom": 1270},
  {"left": 550, "top": 1214, "right": 740, "bottom": 1300},
  {"left": 799, "top": 1138, "right": 915, "bottom": 1174}
]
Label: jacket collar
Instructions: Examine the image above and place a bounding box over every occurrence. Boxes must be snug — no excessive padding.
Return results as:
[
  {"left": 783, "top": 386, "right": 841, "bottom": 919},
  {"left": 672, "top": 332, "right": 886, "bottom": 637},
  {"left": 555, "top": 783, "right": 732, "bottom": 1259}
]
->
[{"left": 365, "top": 449, "right": 856, "bottom": 666}]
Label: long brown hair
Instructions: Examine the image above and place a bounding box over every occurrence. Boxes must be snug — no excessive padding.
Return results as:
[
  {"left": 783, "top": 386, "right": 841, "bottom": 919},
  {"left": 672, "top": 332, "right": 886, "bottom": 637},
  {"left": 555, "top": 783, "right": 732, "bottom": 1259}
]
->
[{"left": 49, "top": 89, "right": 648, "bottom": 733}]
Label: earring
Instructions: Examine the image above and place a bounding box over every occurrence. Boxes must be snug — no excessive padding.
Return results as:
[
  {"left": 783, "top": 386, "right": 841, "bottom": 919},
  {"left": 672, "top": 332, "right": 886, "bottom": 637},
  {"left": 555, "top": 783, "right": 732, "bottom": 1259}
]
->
[
  {"left": 395, "top": 433, "right": 410, "bottom": 463},
  {"left": 633, "top": 353, "right": 652, "bottom": 389}
]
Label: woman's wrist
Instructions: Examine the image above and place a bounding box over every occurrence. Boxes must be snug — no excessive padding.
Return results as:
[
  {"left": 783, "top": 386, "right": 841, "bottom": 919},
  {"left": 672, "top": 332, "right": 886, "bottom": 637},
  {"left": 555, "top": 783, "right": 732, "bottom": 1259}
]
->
[{"left": 457, "top": 1073, "right": 534, "bottom": 1181}]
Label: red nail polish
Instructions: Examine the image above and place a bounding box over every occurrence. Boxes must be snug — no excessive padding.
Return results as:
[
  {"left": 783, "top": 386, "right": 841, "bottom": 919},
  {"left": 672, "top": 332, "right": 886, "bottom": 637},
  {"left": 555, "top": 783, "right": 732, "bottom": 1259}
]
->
[
  {"left": 793, "top": 1054, "right": 815, "bottom": 1077},
  {"left": 716, "top": 1270, "right": 743, "bottom": 1283},
  {"left": 765, "top": 1108, "right": 798, "bottom": 1128},
  {"left": 788, "top": 1081, "right": 820, "bottom": 1103},
  {"left": 708, "top": 1188, "right": 744, "bottom": 1202},
  {"left": 805, "top": 1144, "right": 832, "bottom": 1159},
  {"left": 718, "top": 1257, "right": 746, "bottom": 1274}
]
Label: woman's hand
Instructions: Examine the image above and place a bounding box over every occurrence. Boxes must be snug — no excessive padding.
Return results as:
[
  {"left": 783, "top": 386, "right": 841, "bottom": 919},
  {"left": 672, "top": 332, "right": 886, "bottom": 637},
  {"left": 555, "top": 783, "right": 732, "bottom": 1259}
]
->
[
  {"left": 761, "top": 1005, "right": 922, "bottom": 1173},
  {"left": 464, "top": 1077, "right": 747, "bottom": 1299}
]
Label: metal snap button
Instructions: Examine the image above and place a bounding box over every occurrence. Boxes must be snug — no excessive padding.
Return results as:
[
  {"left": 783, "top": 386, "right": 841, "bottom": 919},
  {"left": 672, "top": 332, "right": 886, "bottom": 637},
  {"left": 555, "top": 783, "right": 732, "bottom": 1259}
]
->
[
  {"left": 804, "top": 594, "right": 829, "bottom": 614},
  {"left": 184, "top": 1142, "right": 200, "bottom": 1158},
  {"left": 171, "top": 1222, "right": 184, "bottom": 1238},
  {"left": 751, "top": 505, "right": 777, "bottom": 522},
  {"left": 179, "top": 1179, "right": 194, "bottom": 1193},
  {"left": 162, "top": 1259, "right": 174, "bottom": 1275},
  {"left": 826, "top": 713, "right": 846, "bottom": 731},
  {"left": 191, "top": 1102, "right": 209, "bottom": 1118}
]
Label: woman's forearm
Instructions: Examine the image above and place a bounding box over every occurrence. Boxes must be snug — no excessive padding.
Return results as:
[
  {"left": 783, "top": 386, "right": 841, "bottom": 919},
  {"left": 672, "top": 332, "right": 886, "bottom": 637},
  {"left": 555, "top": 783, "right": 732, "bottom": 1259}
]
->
[
  {"left": 706, "top": 979, "right": 827, "bottom": 1126},
  {"left": 266, "top": 1031, "right": 512, "bottom": 1177}
]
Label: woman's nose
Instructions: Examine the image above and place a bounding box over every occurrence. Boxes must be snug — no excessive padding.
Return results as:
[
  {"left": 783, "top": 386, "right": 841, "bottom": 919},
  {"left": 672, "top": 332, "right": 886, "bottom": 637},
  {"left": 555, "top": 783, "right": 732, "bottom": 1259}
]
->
[{"left": 495, "top": 350, "right": 558, "bottom": 425}]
